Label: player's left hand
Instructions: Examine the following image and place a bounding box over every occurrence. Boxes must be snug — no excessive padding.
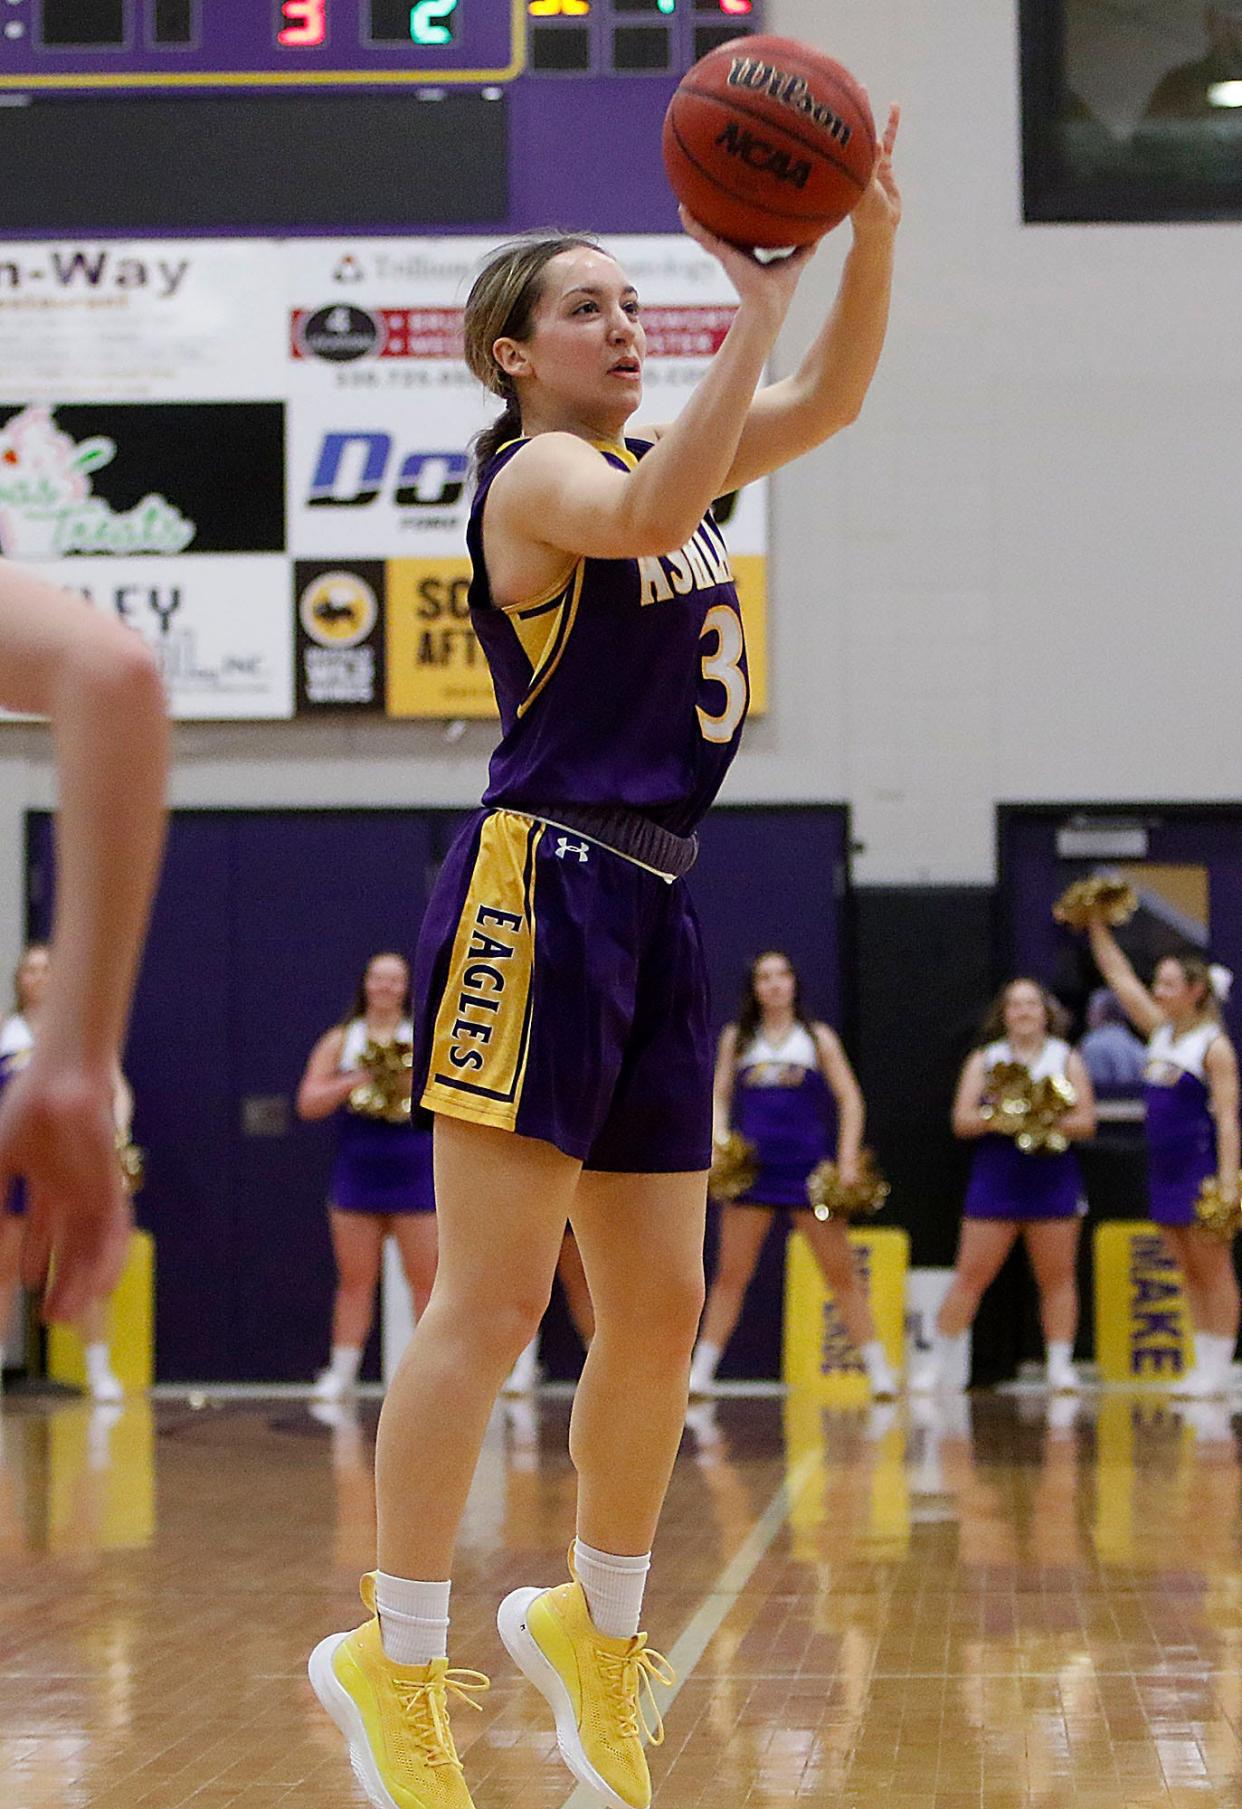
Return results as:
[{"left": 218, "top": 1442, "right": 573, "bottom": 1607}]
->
[
  {"left": 0, "top": 1059, "right": 132, "bottom": 1322},
  {"left": 852, "top": 104, "right": 902, "bottom": 238},
  {"left": 837, "top": 1154, "right": 862, "bottom": 1190}
]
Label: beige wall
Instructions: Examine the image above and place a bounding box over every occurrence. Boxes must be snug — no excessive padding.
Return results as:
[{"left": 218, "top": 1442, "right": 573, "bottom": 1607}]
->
[{"left": 2, "top": 0, "right": 1239, "bottom": 979}]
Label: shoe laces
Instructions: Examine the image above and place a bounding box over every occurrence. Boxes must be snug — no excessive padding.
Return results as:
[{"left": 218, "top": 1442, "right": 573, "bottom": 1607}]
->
[
  {"left": 391, "top": 1668, "right": 489, "bottom": 1768},
  {"left": 594, "top": 1637, "right": 676, "bottom": 1746}
]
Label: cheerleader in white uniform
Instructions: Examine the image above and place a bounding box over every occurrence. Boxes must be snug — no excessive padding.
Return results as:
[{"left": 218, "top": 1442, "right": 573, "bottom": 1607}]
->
[
  {"left": 0, "top": 945, "right": 129, "bottom": 1401},
  {"left": 1087, "top": 915, "right": 1240, "bottom": 1397},
  {"left": 690, "top": 950, "right": 896, "bottom": 1399},
  {"left": 297, "top": 952, "right": 436, "bottom": 1403},
  {"left": 911, "top": 979, "right": 1096, "bottom": 1394}
]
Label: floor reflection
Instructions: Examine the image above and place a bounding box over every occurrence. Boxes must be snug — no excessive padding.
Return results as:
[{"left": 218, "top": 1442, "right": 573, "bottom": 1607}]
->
[{"left": 1, "top": 1386, "right": 1240, "bottom": 1805}]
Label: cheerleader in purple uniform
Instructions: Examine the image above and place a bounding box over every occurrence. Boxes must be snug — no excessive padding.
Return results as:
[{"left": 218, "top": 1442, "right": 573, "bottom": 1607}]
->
[
  {"left": 689, "top": 950, "right": 896, "bottom": 1399},
  {"left": 1087, "top": 915, "right": 1240, "bottom": 1397},
  {"left": 297, "top": 952, "right": 436, "bottom": 1404},
  {"left": 911, "top": 979, "right": 1097, "bottom": 1394}
]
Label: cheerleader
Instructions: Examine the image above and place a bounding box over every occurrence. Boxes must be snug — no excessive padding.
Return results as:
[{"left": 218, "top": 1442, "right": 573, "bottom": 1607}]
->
[
  {"left": 910, "top": 979, "right": 1097, "bottom": 1394},
  {"left": 1086, "top": 915, "right": 1240, "bottom": 1397},
  {"left": 689, "top": 950, "right": 896, "bottom": 1399},
  {"left": 1, "top": 946, "right": 131, "bottom": 1401},
  {"left": 297, "top": 952, "right": 435, "bottom": 1403}
]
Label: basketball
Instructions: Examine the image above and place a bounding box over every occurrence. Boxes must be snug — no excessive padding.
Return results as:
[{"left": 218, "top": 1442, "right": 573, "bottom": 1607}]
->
[{"left": 662, "top": 35, "right": 877, "bottom": 250}]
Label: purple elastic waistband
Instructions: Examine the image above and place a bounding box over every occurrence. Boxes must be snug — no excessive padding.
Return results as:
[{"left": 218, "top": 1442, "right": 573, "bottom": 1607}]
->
[{"left": 522, "top": 804, "right": 699, "bottom": 879}]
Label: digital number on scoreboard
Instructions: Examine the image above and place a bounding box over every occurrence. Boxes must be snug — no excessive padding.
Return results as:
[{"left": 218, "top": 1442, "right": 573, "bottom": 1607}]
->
[{"left": 0, "top": 0, "right": 522, "bottom": 86}]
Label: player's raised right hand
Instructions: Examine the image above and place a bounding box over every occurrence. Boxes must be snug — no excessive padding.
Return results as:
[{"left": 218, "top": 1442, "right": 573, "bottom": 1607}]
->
[{"left": 677, "top": 205, "right": 816, "bottom": 327}]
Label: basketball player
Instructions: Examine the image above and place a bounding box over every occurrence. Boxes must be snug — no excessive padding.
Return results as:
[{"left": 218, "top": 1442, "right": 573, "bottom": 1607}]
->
[
  {"left": 297, "top": 952, "right": 436, "bottom": 1403},
  {"left": 309, "top": 111, "right": 902, "bottom": 1809},
  {"left": 1085, "top": 914, "right": 1240, "bottom": 1397},
  {"left": 690, "top": 949, "right": 897, "bottom": 1399},
  {"left": 910, "top": 980, "right": 1097, "bottom": 1395},
  {"left": 0, "top": 563, "right": 167, "bottom": 1327}
]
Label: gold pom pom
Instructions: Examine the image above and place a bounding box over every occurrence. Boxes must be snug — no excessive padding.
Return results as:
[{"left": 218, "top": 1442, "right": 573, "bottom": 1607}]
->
[
  {"left": 1195, "top": 1175, "right": 1242, "bottom": 1242},
  {"left": 1053, "top": 876, "right": 1137, "bottom": 930},
  {"left": 348, "top": 1038, "right": 415, "bottom": 1124},
  {"left": 708, "top": 1132, "right": 758, "bottom": 1202},
  {"left": 805, "top": 1149, "right": 890, "bottom": 1222},
  {"left": 981, "top": 1064, "right": 1076, "bottom": 1156}
]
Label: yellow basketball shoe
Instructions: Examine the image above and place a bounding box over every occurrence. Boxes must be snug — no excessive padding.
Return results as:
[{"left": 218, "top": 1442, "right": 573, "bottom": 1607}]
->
[
  {"left": 308, "top": 1574, "right": 488, "bottom": 1809},
  {"left": 497, "top": 1564, "right": 675, "bottom": 1809}
]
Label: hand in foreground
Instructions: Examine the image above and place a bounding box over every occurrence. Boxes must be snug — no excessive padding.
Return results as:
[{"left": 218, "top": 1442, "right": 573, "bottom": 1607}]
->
[
  {"left": 0, "top": 1059, "right": 132, "bottom": 1322},
  {"left": 851, "top": 103, "right": 902, "bottom": 238}
]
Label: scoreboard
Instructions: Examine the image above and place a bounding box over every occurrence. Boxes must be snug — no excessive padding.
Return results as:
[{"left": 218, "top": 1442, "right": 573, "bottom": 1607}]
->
[
  {"left": 0, "top": 0, "right": 763, "bottom": 233},
  {"left": 0, "top": 0, "right": 755, "bottom": 84},
  {"left": 0, "top": 0, "right": 523, "bottom": 84}
]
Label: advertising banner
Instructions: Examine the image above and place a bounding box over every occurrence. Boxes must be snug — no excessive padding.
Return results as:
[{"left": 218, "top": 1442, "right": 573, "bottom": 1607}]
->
[
  {"left": 0, "top": 401, "right": 285, "bottom": 560},
  {"left": 294, "top": 560, "right": 387, "bottom": 715},
  {"left": 0, "top": 240, "right": 285, "bottom": 401},
  {"left": 0, "top": 234, "right": 768, "bottom": 723},
  {"left": 48, "top": 554, "right": 293, "bottom": 720}
]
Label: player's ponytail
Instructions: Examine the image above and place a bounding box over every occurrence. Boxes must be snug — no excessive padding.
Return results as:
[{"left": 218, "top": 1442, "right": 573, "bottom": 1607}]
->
[{"left": 464, "top": 232, "right": 603, "bottom": 475}]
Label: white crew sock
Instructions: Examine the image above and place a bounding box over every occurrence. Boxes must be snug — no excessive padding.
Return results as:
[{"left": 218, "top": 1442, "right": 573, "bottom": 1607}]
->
[
  {"left": 689, "top": 1340, "right": 721, "bottom": 1391},
  {"left": 84, "top": 1342, "right": 114, "bottom": 1386},
  {"left": 860, "top": 1340, "right": 893, "bottom": 1388},
  {"left": 929, "top": 1331, "right": 969, "bottom": 1389},
  {"left": 572, "top": 1539, "right": 651, "bottom": 1639},
  {"left": 1199, "top": 1332, "right": 1235, "bottom": 1382},
  {"left": 375, "top": 1572, "right": 452, "bottom": 1666},
  {"left": 1046, "top": 1340, "right": 1074, "bottom": 1373},
  {"left": 330, "top": 1344, "right": 362, "bottom": 1387}
]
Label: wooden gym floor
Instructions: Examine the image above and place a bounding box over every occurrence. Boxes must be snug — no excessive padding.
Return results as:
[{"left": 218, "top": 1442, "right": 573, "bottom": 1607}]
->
[{"left": 2, "top": 1386, "right": 1242, "bottom": 1809}]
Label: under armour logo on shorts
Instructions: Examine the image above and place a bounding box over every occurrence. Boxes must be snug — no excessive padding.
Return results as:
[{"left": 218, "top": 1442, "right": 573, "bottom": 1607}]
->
[{"left": 555, "top": 837, "right": 591, "bottom": 863}]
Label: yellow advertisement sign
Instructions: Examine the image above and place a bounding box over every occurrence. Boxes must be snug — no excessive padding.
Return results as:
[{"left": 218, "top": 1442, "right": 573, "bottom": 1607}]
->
[
  {"left": 782, "top": 1226, "right": 909, "bottom": 1401},
  {"left": 385, "top": 555, "right": 768, "bottom": 721},
  {"left": 1094, "top": 1219, "right": 1193, "bottom": 1383},
  {"left": 731, "top": 552, "right": 767, "bottom": 716},
  {"left": 386, "top": 558, "right": 498, "bottom": 720},
  {"left": 49, "top": 1227, "right": 154, "bottom": 1391}
]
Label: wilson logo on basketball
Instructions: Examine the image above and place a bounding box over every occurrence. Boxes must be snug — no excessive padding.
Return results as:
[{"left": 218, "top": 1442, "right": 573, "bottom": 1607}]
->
[
  {"left": 727, "top": 57, "right": 854, "bottom": 147},
  {"left": 714, "top": 121, "right": 811, "bottom": 190}
]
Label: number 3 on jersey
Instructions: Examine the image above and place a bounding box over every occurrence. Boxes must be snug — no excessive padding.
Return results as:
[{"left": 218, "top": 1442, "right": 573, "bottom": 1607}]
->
[{"left": 697, "top": 604, "right": 747, "bottom": 744}]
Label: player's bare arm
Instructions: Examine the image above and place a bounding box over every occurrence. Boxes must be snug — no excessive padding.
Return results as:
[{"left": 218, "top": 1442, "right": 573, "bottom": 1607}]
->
[
  {"left": 0, "top": 561, "right": 168, "bottom": 1320},
  {"left": 643, "top": 107, "right": 901, "bottom": 494}
]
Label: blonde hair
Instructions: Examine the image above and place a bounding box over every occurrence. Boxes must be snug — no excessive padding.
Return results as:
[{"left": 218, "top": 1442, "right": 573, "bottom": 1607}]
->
[{"left": 463, "top": 233, "right": 603, "bottom": 473}]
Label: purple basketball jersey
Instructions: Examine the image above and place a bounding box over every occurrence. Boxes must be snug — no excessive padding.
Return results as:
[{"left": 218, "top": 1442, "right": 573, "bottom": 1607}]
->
[{"left": 469, "top": 437, "right": 748, "bottom": 837}]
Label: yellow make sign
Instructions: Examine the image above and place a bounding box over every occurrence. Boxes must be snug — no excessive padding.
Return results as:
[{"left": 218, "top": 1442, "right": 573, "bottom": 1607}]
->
[{"left": 386, "top": 555, "right": 768, "bottom": 721}]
